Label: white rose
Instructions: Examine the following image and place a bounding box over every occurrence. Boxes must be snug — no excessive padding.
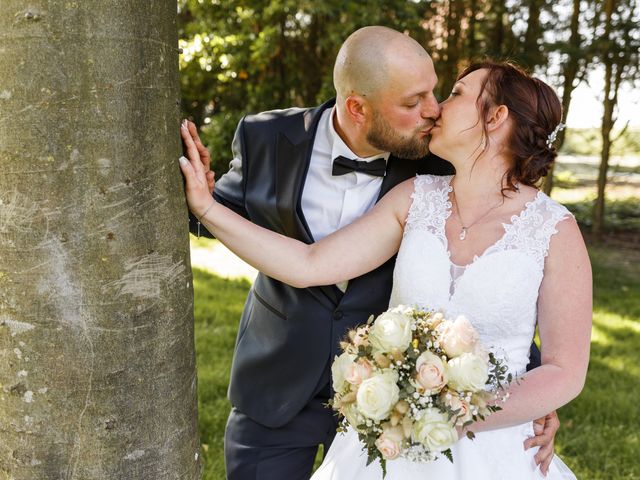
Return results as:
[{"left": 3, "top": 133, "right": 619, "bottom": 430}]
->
[
  {"left": 438, "top": 315, "right": 479, "bottom": 358},
  {"left": 332, "top": 352, "right": 356, "bottom": 393},
  {"left": 368, "top": 311, "right": 413, "bottom": 353},
  {"left": 415, "top": 351, "right": 448, "bottom": 394},
  {"left": 411, "top": 408, "right": 458, "bottom": 452},
  {"left": 356, "top": 370, "right": 400, "bottom": 421},
  {"left": 447, "top": 352, "right": 489, "bottom": 392},
  {"left": 342, "top": 402, "right": 365, "bottom": 428},
  {"left": 375, "top": 425, "right": 405, "bottom": 460}
]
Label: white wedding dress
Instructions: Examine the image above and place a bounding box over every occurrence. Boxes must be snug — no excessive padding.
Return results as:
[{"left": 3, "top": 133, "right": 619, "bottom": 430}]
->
[{"left": 311, "top": 175, "right": 577, "bottom": 480}]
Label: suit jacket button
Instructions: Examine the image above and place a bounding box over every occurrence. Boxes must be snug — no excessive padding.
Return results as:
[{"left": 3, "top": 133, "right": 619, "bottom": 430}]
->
[{"left": 332, "top": 310, "right": 343, "bottom": 321}]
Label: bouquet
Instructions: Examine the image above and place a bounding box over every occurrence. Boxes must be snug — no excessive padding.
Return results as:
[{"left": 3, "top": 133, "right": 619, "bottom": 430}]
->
[{"left": 330, "top": 305, "right": 512, "bottom": 476}]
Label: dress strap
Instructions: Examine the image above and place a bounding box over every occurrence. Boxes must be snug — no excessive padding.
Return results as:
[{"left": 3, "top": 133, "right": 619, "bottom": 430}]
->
[
  {"left": 488, "top": 192, "right": 573, "bottom": 269},
  {"left": 404, "top": 175, "right": 453, "bottom": 243}
]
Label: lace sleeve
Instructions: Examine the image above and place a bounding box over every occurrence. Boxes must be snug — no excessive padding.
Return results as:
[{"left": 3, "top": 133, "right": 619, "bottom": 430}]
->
[
  {"left": 404, "top": 175, "right": 453, "bottom": 241},
  {"left": 493, "top": 192, "right": 574, "bottom": 269}
]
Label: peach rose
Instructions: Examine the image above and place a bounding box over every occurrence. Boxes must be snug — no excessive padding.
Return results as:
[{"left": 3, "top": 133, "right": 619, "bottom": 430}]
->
[
  {"left": 345, "top": 359, "right": 374, "bottom": 386},
  {"left": 375, "top": 425, "right": 405, "bottom": 460},
  {"left": 441, "top": 391, "right": 473, "bottom": 426},
  {"left": 415, "top": 351, "right": 448, "bottom": 394}
]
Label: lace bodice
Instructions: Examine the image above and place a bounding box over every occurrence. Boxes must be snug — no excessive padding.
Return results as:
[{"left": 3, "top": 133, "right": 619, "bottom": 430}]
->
[{"left": 390, "top": 175, "right": 572, "bottom": 375}]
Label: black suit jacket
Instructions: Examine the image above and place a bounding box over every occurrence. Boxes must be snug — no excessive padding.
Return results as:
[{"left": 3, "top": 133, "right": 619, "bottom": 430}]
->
[{"left": 194, "top": 99, "right": 454, "bottom": 427}]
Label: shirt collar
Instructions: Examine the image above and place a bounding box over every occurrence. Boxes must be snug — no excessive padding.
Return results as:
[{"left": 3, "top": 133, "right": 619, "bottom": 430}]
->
[{"left": 327, "top": 107, "right": 390, "bottom": 164}]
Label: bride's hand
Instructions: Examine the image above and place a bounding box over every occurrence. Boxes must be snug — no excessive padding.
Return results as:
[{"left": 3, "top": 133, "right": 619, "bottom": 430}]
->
[
  {"left": 179, "top": 121, "right": 216, "bottom": 218},
  {"left": 182, "top": 120, "right": 215, "bottom": 194}
]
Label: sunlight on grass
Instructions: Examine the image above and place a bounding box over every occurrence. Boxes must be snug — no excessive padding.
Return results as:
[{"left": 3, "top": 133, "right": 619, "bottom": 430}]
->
[{"left": 192, "top": 240, "right": 640, "bottom": 479}]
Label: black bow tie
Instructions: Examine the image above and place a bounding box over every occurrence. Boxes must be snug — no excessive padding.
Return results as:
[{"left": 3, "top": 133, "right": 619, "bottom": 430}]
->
[{"left": 332, "top": 155, "right": 387, "bottom": 177}]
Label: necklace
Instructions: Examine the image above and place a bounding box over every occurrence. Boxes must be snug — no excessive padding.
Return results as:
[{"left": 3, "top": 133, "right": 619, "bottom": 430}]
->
[{"left": 451, "top": 187, "right": 503, "bottom": 241}]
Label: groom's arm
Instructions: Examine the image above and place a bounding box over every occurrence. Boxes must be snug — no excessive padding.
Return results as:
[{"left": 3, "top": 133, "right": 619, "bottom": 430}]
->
[
  {"left": 527, "top": 342, "right": 541, "bottom": 370},
  {"left": 524, "top": 336, "right": 557, "bottom": 475},
  {"left": 187, "top": 118, "right": 249, "bottom": 237}
]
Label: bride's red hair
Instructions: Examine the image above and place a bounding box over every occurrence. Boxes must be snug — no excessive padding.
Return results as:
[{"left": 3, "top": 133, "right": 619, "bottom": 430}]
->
[{"left": 457, "top": 61, "right": 562, "bottom": 192}]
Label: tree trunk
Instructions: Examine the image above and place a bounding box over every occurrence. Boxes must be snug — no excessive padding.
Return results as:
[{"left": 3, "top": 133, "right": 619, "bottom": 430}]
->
[
  {"left": 0, "top": 2, "right": 201, "bottom": 479},
  {"left": 468, "top": 0, "right": 478, "bottom": 57},
  {"left": 593, "top": 0, "right": 617, "bottom": 236},
  {"left": 543, "top": 0, "right": 583, "bottom": 195},
  {"left": 522, "top": 0, "right": 543, "bottom": 69},
  {"left": 441, "top": 0, "right": 465, "bottom": 97}
]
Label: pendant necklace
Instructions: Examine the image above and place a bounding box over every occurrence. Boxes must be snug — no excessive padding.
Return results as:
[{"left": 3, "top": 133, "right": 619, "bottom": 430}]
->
[{"left": 451, "top": 187, "right": 503, "bottom": 241}]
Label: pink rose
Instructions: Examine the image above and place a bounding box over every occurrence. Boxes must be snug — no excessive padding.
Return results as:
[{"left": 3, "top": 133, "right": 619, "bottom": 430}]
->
[
  {"left": 438, "top": 315, "right": 479, "bottom": 358},
  {"left": 375, "top": 426, "right": 404, "bottom": 460},
  {"left": 345, "top": 359, "right": 374, "bottom": 386},
  {"left": 415, "top": 351, "right": 447, "bottom": 394}
]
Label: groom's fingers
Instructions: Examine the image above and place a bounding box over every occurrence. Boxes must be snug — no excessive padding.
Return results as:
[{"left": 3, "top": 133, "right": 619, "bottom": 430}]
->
[{"left": 535, "top": 441, "right": 554, "bottom": 475}]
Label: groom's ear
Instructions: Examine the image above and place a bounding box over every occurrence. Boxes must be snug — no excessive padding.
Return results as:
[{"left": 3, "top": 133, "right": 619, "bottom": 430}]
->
[
  {"left": 486, "top": 104, "right": 509, "bottom": 132},
  {"left": 344, "top": 95, "right": 368, "bottom": 125}
]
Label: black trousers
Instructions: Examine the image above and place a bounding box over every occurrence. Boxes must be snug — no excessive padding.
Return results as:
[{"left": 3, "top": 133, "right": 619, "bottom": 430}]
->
[{"left": 224, "top": 387, "right": 339, "bottom": 480}]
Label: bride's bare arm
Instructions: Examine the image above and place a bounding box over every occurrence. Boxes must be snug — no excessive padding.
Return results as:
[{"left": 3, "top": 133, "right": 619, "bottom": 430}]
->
[
  {"left": 470, "top": 216, "right": 592, "bottom": 432},
  {"left": 178, "top": 125, "right": 414, "bottom": 287}
]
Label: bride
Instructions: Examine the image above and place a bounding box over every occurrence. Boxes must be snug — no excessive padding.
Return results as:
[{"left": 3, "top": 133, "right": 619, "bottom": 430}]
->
[{"left": 179, "top": 61, "right": 592, "bottom": 479}]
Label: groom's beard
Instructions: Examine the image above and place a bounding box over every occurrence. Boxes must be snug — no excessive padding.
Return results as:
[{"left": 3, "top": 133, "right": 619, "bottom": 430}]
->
[{"left": 366, "top": 110, "right": 432, "bottom": 159}]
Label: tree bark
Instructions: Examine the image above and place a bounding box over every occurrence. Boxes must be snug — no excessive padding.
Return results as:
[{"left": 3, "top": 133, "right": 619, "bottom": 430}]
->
[
  {"left": 522, "top": 0, "right": 543, "bottom": 69},
  {"left": 593, "top": 0, "right": 618, "bottom": 236},
  {"left": 543, "top": 0, "right": 584, "bottom": 195},
  {"left": 0, "top": 1, "right": 201, "bottom": 479}
]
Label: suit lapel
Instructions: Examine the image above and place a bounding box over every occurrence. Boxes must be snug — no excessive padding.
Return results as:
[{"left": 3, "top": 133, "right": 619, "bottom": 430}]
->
[
  {"left": 377, "top": 155, "right": 420, "bottom": 201},
  {"left": 275, "top": 99, "right": 340, "bottom": 304},
  {"left": 275, "top": 133, "right": 313, "bottom": 243}
]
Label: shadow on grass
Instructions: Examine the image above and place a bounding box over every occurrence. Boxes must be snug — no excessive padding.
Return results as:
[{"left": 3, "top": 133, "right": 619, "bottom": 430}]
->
[
  {"left": 193, "top": 267, "right": 250, "bottom": 480},
  {"left": 558, "top": 318, "right": 640, "bottom": 478}
]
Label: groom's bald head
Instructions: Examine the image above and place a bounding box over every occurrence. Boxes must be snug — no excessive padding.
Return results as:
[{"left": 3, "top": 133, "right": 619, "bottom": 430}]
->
[{"left": 333, "top": 26, "right": 434, "bottom": 104}]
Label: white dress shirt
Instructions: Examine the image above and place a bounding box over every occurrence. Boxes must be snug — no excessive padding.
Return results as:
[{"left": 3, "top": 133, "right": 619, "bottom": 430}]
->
[{"left": 301, "top": 107, "right": 390, "bottom": 290}]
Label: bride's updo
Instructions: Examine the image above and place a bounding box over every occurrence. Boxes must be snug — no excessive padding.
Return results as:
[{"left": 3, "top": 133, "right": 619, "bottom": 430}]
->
[{"left": 457, "top": 61, "right": 562, "bottom": 191}]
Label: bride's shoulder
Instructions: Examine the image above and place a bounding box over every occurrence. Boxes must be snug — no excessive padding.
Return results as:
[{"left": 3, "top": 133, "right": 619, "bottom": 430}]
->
[{"left": 532, "top": 188, "right": 574, "bottom": 222}]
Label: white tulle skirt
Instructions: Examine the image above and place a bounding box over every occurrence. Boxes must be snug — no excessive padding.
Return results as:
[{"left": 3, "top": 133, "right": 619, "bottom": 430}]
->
[{"left": 311, "top": 423, "right": 576, "bottom": 480}]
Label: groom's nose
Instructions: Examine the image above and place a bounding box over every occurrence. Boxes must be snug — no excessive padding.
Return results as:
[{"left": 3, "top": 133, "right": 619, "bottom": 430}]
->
[{"left": 422, "top": 95, "right": 441, "bottom": 120}]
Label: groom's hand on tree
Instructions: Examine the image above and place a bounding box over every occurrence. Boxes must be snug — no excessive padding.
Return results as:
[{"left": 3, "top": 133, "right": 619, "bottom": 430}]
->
[
  {"left": 524, "top": 411, "right": 560, "bottom": 475},
  {"left": 182, "top": 120, "right": 215, "bottom": 195}
]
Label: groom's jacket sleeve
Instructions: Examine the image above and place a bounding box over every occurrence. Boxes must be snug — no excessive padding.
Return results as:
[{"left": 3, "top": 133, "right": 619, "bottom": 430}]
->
[{"left": 188, "top": 117, "right": 250, "bottom": 237}]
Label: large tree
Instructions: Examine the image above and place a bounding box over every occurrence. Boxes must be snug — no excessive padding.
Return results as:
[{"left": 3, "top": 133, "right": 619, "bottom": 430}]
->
[
  {"left": 0, "top": 1, "right": 201, "bottom": 479},
  {"left": 591, "top": 0, "right": 639, "bottom": 235}
]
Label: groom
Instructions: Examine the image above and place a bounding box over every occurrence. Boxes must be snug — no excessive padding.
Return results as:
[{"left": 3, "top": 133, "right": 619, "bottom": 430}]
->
[{"left": 185, "top": 26, "right": 558, "bottom": 479}]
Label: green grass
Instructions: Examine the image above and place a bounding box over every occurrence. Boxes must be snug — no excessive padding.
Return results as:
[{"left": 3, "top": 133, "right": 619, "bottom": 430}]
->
[
  {"left": 193, "top": 243, "right": 640, "bottom": 479},
  {"left": 554, "top": 245, "right": 640, "bottom": 479},
  {"left": 193, "top": 268, "right": 251, "bottom": 478}
]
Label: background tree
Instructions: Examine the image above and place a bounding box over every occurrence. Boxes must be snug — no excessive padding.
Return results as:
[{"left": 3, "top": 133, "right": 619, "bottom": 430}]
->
[
  {"left": 591, "top": 0, "right": 639, "bottom": 235},
  {"left": 178, "top": 0, "right": 639, "bottom": 235},
  {"left": 0, "top": 1, "right": 201, "bottom": 479},
  {"left": 543, "top": 0, "right": 594, "bottom": 194}
]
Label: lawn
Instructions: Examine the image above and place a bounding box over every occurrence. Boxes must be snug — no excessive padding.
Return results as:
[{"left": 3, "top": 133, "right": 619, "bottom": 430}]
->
[{"left": 191, "top": 236, "right": 640, "bottom": 479}]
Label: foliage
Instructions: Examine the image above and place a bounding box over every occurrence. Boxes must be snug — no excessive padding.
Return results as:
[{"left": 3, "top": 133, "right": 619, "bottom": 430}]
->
[
  {"left": 560, "top": 128, "right": 640, "bottom": 157},
  {"left": 565, "top": 197, "right": 640, "bottom": 231},
  {"left": 178, "top": 0, "right": 432, "bottom": 176},
  {"left": 177, "top": 0, "right": 611, "bottom": 176},
  {"left": 192, "top": 239, "right": 640, "bottom": 479}
]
